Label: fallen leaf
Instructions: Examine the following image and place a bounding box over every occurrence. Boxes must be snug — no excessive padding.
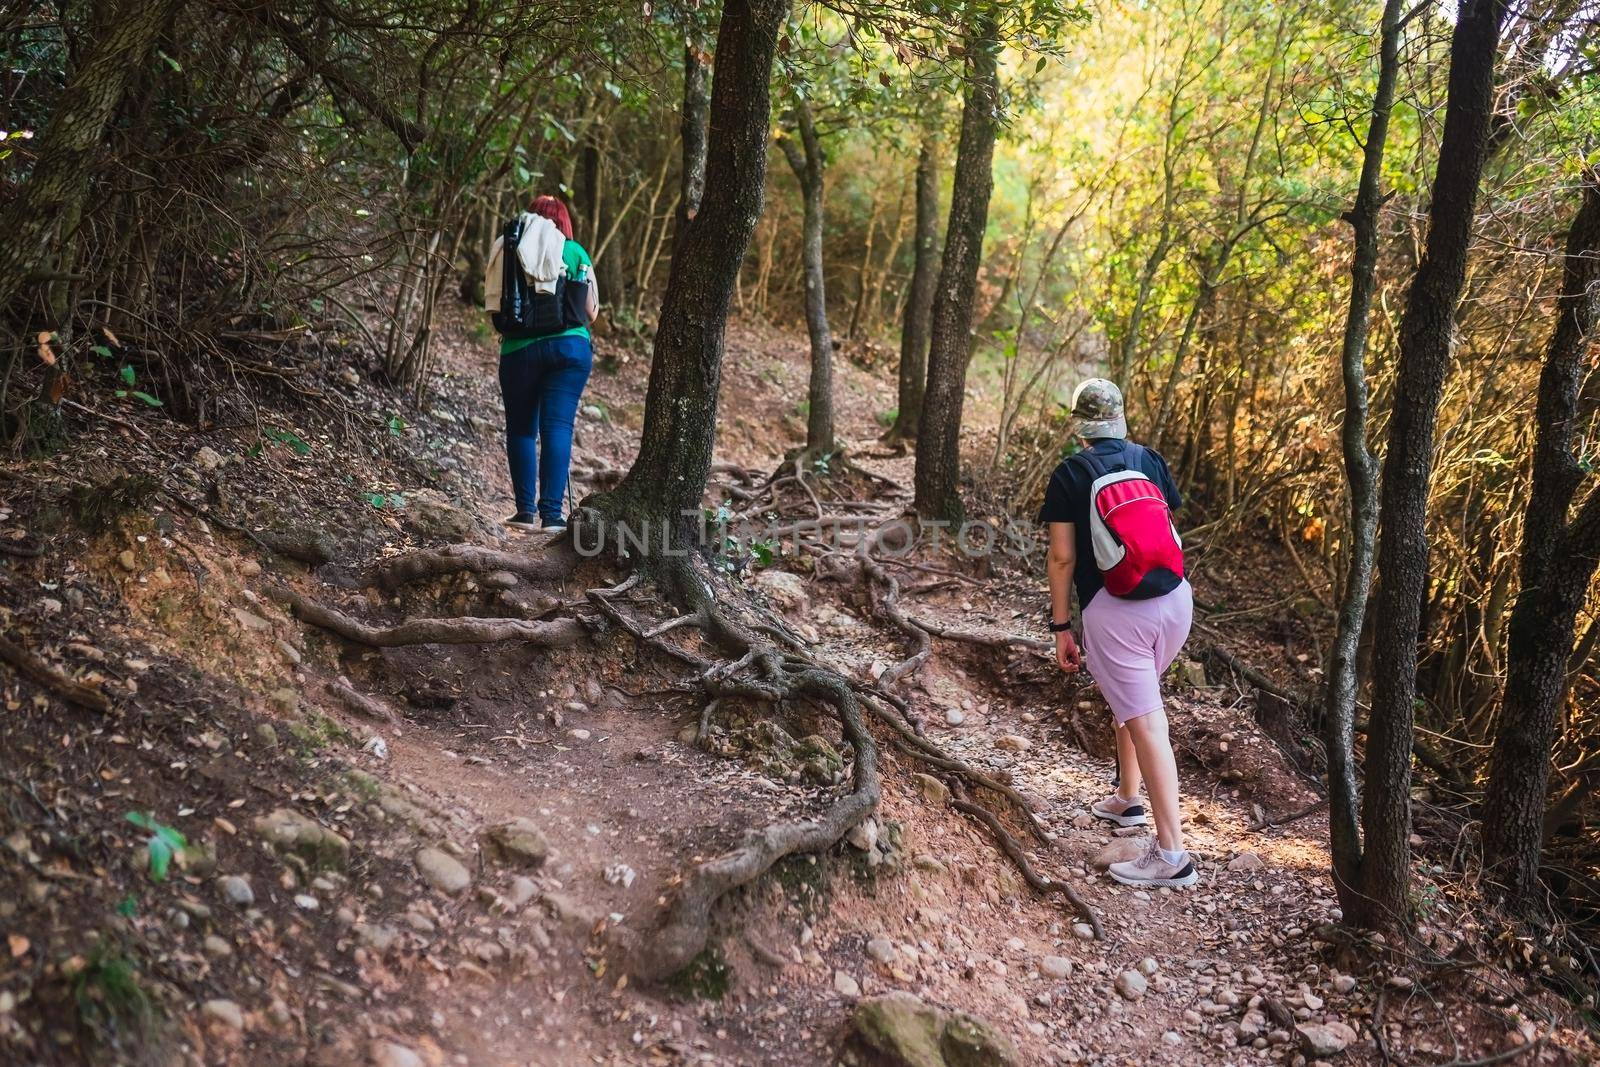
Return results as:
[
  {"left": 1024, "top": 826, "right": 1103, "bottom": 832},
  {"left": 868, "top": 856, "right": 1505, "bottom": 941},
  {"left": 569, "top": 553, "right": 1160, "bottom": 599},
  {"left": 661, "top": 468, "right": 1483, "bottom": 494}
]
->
[
  {"left": 9, "top": 934, "right": 30, "bottom": 958},
  {"left": 35, "top": 332, "right": 55, "bottom": 366}
]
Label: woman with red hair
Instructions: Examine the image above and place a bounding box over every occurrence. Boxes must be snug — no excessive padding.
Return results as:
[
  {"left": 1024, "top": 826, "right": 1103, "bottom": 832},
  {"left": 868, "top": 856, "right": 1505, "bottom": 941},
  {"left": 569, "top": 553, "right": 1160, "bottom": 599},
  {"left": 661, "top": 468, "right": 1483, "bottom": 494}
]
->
[{"left": 485, "top": 194, "right": 599, "bottom": 530}]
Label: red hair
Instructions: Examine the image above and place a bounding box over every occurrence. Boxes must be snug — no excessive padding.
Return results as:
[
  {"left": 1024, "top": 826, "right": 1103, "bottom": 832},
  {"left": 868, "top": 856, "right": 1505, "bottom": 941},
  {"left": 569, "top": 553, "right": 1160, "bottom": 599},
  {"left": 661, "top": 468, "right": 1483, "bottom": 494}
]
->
[{"left": 529, "top": 195, "right": 573, "bottom": 239}]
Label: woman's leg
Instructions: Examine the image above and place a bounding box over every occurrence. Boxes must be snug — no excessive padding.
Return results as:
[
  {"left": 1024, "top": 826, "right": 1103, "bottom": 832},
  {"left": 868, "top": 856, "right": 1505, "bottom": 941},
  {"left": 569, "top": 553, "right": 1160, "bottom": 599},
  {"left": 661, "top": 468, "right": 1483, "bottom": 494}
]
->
[
  {"left": 534, "top": 335, "right": 593, "bottom": 524},
  {"left": 1115, "top": 724, "right": 1144, "bottom": 800},
  {"left": 1124, "top": 710, "right": 1183, "bottom": 853},
  {"left": 499, "top": 349, "right": 541, "bottom": 515}
]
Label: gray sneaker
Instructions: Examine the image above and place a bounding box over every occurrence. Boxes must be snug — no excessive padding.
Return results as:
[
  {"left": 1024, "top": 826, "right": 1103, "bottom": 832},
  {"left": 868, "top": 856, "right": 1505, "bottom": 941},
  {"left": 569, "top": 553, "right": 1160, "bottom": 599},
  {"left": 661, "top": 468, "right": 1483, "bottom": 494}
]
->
[
  {"left": 1108, "top": 837, "right": 1199, "bottom": 888},
  {"left": 1090, "top": 793, "right": 1149, "bottom": 828}
]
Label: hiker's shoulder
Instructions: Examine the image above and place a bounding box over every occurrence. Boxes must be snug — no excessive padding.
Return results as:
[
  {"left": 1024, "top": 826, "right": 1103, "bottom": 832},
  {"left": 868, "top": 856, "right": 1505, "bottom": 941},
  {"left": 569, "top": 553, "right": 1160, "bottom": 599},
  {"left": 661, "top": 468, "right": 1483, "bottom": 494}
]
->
[{"left": 564, "top": 239, "right": 592, "bottom": 264}]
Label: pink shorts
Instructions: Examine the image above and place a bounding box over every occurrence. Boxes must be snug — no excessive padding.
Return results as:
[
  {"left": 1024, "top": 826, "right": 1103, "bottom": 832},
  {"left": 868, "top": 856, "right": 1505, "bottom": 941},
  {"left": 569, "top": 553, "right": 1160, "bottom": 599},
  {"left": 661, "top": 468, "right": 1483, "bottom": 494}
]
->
[{"left": 1081, "top": 581, "right": 1193, "bottom": 725}]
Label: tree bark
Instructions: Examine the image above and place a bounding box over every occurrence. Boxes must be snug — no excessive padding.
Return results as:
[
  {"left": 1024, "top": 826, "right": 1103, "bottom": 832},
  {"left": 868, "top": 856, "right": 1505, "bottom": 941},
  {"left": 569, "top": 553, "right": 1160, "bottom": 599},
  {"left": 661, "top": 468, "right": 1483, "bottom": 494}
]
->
[
  {"left": 779, "top": 96, "right": 836, "bottom": 457},
  {"left": 674, "top": 36, "right": 711, "bottom": 252},
  {"left": 0, "top": 0, "right": 183, "bottom": 317},
  {"left": 580, "top": 135, "right": 625, "bottom": 314},
  {"left": 1480, "top": 171, "right": 1600, "bottom": 911},
  {"left": 913, "top": 18, "right": 999, "bottom": 522},
  {"left": 588, "top": 0, "right": 789, "bottom": 534},
  {"left": 1325, "top": 0, "right": 1404, "bottom": 921},
  {"left": 1358, "top": 0, "right": 1510, "bottom": 931},
  {"left": 891, "top": 128, "right": 940, "bottom": 442}
]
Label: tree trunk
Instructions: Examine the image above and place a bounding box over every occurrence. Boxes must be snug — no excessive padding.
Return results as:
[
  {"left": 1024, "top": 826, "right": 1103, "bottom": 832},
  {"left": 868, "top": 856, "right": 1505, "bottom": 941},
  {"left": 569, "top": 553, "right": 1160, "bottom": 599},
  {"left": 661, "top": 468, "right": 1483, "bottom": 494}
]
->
[
  {"left": 779, "top": 97, "right": 835, "bottom": 457},
  {"left": 675, "top": 36, "right": 711, "bottom": 251},
  {"left": 0, "top": 0, "right": 182, "bottom": 317},
  {"left": 912, "top": 18, "right": 999, "bottom": 522},
  {"left": 581, "top": 135, "right": 625, "bottom": 314},
  {"left": 891, "top": 128, "right": 940, "bottom": 442},
  {"left": 1325, "top": 0, "right": 1404, "bottom": 921},
  {"left": 1480, "top": 171, "right": 1600, "bottom": 911},
  {"left": 589, "top": 0, "right": 788, "bottom": 540},
  {"left": 1358, "top": 0, "right": 1510, "bottom": 931}
]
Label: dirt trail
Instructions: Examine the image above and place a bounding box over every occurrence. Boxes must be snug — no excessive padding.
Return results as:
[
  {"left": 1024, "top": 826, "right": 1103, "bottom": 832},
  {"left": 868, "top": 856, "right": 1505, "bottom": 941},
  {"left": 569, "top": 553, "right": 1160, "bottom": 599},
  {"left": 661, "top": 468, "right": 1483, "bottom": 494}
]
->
[
  {"left": 1, "top": 308, "right": 1586, "bottom": 1067},
  {"left": 325, "top": 314, "right": 1465, "bottom": 1066}
]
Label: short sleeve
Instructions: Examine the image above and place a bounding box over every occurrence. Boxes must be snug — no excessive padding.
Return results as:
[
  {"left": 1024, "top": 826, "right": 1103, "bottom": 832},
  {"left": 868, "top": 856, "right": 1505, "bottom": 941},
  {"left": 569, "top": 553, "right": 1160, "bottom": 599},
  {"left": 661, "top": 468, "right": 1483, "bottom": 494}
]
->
[
  {"left": 1037, "top": 461, "right": 1080, "bottom": 524},
  {"left": 1148, "top": 450, "right": 1183, "bottom": 511}
]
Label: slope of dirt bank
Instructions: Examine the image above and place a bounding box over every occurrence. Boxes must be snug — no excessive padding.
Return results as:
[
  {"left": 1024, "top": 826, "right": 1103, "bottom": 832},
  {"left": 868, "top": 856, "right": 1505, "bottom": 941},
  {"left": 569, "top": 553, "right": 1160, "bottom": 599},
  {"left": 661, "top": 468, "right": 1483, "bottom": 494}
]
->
[{"left": 0, "top": 305, "right": 1592, "bottom": 1066}]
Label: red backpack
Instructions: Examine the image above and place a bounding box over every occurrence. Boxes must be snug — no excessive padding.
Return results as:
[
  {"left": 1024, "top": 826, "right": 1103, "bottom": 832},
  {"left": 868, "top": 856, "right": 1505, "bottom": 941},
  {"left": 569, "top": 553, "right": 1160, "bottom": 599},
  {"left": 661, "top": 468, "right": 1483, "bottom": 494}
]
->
[{"left": 1072, "top": 445, "right": 1184, "bottom": 599}]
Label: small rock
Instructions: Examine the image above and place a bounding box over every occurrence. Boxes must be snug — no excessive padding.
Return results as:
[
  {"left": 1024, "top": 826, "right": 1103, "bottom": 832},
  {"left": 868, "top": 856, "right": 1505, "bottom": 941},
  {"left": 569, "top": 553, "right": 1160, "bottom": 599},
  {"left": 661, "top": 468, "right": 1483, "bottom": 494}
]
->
[
  {"left": 217, "top": 875, "right": 254, "bottom": 906},
  {"left": 194, "top": 446, "right": 226, "bottom": 471},
  {"left": 1295, "top": 1021, "right": 1357, "bottom": 1057},
  {"left": 996, "top": 734, "right": 1031, "bottom": 753},
  {"left": 568, "top": 728, "right": 591, "bottom": 741},
  {"left": 253, "top": 723, "right": 278, "bottom": 748},
  {"left": 833, "top": 970, "right": 861, "bottom": 997},
  {"left": 1332, "top": 974, "right": 1357, "bottom": 994},
  {"left": 603, "top": 863, "right": 636, "bottom": 889},
  {"left": 1137, "top": 957, "right": 1160, "bottom": 976},
  {"left": 1387, "top": 974, "right": 1414, "bottom": 990},
  {"left": 1072, "top": 923, "right": 1096, "bottom": 941},
  {"left": 1162, "top": 1031, "right": 1182, "bottom": 1047},
  {"left": 253, "top": 808, "right": 348, "bottom": 869},
  {"left": 415, "top": 847, "right": 471, "bottom": 894},
  {"left": 481, "top": 817, "right": 551, "bottom": 869},
  {"left": 845, "top": 818, "right": 878, "bottom": 852},
  {"left": 507, "top": 876, "right": 538, "bottom": 907},
  {"left": 754, "top": 569, "right": 810, "bottom": 613},
  {"left": 118, "top": 550, "right": 137, "bottom": 572},
  {"left": 1093, "top": 838, "right": 1147, "bottom": 869},
  {"left": 369, "top": 1040, "right": 424, "bottom": 1067},
  {"left": 1115, "top": 970, "right": 1148, "bottom": 1000},
  {"left": 201, "top": 999, "right": 244, "bottom": 1030},
  {"left": 910, "top": 773, "right": 950, "bottom": 806},
  {"left": 294, "top": 894, "right": 318, "bottom": 910},
  {"left": 1040, "top": 955, "right": 1073, "bottom": 979},
  {"left": 865, "top": 938, "right": 896, "bottom": 965},
  {"left": 203, "top": 935, "right": 232, "bottom": 957},
  {"left": 482, "top": 570, "right": 519, "bottom": 590},
  {"left": 1228, "top": 852, "right": 1266, "bottom": 872},
  {"left": 355, "top": 923, "right": 399, "bottom": 954}
]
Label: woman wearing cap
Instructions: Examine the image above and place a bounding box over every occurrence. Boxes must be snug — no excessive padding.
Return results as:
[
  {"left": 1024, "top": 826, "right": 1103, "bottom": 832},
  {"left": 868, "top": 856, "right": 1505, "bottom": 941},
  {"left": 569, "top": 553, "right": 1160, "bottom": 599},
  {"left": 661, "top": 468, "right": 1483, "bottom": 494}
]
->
[{"left": 1037, "top": 378, "right": 1198, "bottom": 888}]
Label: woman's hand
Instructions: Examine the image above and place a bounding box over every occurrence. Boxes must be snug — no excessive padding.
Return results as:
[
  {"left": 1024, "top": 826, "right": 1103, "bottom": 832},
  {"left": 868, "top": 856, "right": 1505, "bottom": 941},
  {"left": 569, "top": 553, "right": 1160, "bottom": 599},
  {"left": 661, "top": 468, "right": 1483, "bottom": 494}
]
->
[{"left": 1055, "top": 629, "right": 1082, "bottom": 673}]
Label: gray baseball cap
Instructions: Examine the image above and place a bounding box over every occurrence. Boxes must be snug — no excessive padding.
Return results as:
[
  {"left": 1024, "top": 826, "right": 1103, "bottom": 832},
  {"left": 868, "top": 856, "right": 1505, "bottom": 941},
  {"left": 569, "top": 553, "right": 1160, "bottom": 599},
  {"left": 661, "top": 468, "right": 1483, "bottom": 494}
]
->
[{"left": 1070, "top": 378, "right": 1128, "bottom": 440}]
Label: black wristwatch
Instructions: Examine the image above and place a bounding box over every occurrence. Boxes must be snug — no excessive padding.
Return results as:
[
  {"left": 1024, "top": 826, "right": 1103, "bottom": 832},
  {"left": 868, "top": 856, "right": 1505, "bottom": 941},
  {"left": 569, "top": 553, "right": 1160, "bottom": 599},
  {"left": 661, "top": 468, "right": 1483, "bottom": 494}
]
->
[{"left": 1047, "top": 619, "right": 1073, "bottom": 634}]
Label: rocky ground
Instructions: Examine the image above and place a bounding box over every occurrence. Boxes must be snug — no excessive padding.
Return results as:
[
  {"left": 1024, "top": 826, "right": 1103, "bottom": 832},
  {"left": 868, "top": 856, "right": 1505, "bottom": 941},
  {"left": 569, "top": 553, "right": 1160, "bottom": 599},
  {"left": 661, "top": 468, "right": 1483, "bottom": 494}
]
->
[{"left": 0, "top": 304, "right": 1593, "bottom": 1066}]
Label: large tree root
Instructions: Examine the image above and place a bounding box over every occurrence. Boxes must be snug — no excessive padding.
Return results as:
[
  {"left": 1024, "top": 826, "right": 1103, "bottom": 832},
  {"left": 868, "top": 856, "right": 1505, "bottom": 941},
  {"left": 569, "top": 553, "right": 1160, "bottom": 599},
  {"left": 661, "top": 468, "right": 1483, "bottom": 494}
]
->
[
  {"left": 270, "top": 585, "right": 586, "bottom": 647},
  {"left": 364, "top": 541, "right": 579, "bottom": 591}
]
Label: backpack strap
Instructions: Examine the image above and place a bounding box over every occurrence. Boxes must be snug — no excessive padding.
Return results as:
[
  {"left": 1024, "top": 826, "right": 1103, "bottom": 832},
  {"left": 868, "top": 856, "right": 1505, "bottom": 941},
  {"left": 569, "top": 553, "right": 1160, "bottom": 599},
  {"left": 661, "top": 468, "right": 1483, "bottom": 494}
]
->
[{"left": 1070, "top": 448, "right": 1108, "bottom": 480}]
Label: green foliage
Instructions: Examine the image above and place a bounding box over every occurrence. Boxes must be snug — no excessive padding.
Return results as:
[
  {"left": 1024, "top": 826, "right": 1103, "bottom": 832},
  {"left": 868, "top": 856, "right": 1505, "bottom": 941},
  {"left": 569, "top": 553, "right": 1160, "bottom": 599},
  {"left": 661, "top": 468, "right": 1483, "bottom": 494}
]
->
[
  {"left": 662, "top": 944, "right": 730, "bottom": 1001},
  {"left": 249, "top": 428, "right": 311, "bottom": 457},
  {"left": 70, "top": 941, "right": 155, "bottom": 1047},
  {"left": 124, "top": 812, "right": 186, "bottom": 883}
]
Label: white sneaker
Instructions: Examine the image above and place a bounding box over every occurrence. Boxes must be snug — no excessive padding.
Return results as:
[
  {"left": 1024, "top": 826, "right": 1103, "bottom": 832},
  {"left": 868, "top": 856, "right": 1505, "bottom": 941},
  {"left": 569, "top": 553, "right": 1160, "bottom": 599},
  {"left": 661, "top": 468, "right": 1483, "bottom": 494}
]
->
[
  {"left": 1108, "top": 837, "right": 1199, "bottom": 888},
  {"left": 1090, "top": 793, "right": 1149, "bottom": 828}
]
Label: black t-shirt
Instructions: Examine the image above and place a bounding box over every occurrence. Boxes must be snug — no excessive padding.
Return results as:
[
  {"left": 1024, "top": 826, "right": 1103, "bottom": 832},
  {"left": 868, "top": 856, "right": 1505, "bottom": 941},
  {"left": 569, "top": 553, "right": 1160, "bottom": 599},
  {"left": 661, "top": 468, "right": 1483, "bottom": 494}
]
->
[{"left": 1036, "top": 439, "right": 1183, "bottom": 606}]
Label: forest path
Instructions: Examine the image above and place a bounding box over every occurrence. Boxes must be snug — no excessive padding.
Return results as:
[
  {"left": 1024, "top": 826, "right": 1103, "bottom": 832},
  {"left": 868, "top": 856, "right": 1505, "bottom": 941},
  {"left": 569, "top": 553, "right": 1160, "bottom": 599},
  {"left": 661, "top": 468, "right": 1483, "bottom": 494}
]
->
[{"left": 336, "top": 312, "right": 1448, "bottom": 1067}]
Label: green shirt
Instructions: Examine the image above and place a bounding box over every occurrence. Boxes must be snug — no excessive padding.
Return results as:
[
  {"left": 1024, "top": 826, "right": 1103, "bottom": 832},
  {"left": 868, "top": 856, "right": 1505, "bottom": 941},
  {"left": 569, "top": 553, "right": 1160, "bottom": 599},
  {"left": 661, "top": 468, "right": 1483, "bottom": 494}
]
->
[{"left": 500, "top": 239, "right": 594, "bottom": 354}]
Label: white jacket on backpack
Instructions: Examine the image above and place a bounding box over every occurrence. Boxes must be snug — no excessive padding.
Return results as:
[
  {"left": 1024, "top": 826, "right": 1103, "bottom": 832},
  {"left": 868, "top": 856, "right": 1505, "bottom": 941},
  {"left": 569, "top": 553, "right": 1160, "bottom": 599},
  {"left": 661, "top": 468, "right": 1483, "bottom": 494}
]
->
[{"left": 484, "top": 212, "right": 566, "bottom": 311}]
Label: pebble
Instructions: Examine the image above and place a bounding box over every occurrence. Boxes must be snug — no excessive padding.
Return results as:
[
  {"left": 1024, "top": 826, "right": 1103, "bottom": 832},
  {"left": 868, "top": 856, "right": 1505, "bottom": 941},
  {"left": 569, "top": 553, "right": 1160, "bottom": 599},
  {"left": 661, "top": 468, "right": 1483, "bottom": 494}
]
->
[
  {"left": 294, "top": 894, "right": 318, "bottom": 910},
  {"left": 1114, "top": 970, "right": 1148, "bottom": 1000},
  {"left": 1228, "top": 852, "right": 1266, "bottom": 872},
  {"left": 508, "top": 876, "right": 538, "bottom": 907},
  {"left": 415, "top": 847, "right": 471, "bottom": 894},
  {"left": 996, "top": 734, "right": 1031, "bottom": 753},
  {"left": 833, "top": 970, "right": 860, "bottom": 996},
  {"left": 370, "top": 1040, "right": 425, "bottom": 1067},
  {"left": 568, "top": 728, "right": 591, "bottom": 741},
  {"left": 1072, "top": 923, "right": 1096, "bottom": 941},
  {"left": 201, "top": 999, "right": 244, "bottom": 1030},
  {"left": 1332, "top": 974, "right": 1357, "bottom": 994},
  {"left": 203, "top": 935, "right": 232, "bottom": 957},
  {"left": 1041, "top": 955, "right": 1073, "bottom": 979},
  {"left": 1137, "top": 957, "right": 1160, "bottom": 977},
  {"left": 1387, "top": 975, "right": 1414, "bottom": 990},
  {"left": 1161, "top": 1031, "right": 1182, "bottom": 1047},
  {"left": 217, "top": 875, "right": 254, "bottom": 906},
  {"left": 118, "top": 550, "right": 137, "bottom": 572},
  {"left": 1296, "top": 1021, "right": 1357, "bottom": 1056},
  {"left": 944, "top": 709, "right": 965, "bottom": 727},
  {"left": 845, "top": 818, "right": 878, "bottom": 852},
  {"left": 865, "top": 938, "right": 896, "bottom": 965}
]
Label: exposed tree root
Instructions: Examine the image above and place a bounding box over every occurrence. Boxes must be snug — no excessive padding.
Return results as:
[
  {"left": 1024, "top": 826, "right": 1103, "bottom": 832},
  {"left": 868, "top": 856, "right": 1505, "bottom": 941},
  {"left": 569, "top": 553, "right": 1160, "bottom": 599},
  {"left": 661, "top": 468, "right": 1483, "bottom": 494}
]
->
[
  {"left": 580, "top": 555, "right": 881, "bottom": 982},
  {"left": 0, "top": 634, "right": 112, "bottom": 714},
  {"left": 329, "top": 678, "right": 398, "bottom": 723},
  {"left": 270, "top": 585, "right": 587, "bottom": 647},
  {"left": 364, "top": 540, "right": 579, "bottom": 590},
  {"left": 952, "top": 785, "right": 1103, "bottom": 938}
]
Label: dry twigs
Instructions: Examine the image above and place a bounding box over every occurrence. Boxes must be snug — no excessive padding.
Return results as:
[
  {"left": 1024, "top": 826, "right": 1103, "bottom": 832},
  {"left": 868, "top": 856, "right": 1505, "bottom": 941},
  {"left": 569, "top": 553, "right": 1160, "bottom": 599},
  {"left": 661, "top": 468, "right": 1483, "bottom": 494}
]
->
[{"left": 0, "top": 634, "right": 112, "bottom": 714}]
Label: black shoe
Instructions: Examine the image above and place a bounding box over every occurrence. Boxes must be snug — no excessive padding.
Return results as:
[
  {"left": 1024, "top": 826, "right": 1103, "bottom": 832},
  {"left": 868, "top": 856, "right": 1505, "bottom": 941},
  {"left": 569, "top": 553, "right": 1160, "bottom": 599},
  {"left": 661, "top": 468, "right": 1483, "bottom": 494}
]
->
[
  {"left": 540, "top": 517, "right": 567, "bottom": 531},
  {"left": 505, "top": 512, "right": 538, "bottom": 530}
]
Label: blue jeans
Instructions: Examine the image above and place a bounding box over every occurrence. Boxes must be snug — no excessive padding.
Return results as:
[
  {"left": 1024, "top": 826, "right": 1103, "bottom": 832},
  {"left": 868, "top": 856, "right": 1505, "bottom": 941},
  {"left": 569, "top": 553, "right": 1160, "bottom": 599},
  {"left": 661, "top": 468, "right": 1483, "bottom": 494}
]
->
[{"left": 498, "top": 334, "right": 592, "bottom": 523}]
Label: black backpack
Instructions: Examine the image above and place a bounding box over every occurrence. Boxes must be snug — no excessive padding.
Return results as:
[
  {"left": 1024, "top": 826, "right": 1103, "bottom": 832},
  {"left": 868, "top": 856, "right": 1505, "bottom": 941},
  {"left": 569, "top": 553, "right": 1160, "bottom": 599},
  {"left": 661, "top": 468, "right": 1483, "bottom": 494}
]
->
[{"left": 490, "top": 216, "right": 589, "bottom": 339}]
